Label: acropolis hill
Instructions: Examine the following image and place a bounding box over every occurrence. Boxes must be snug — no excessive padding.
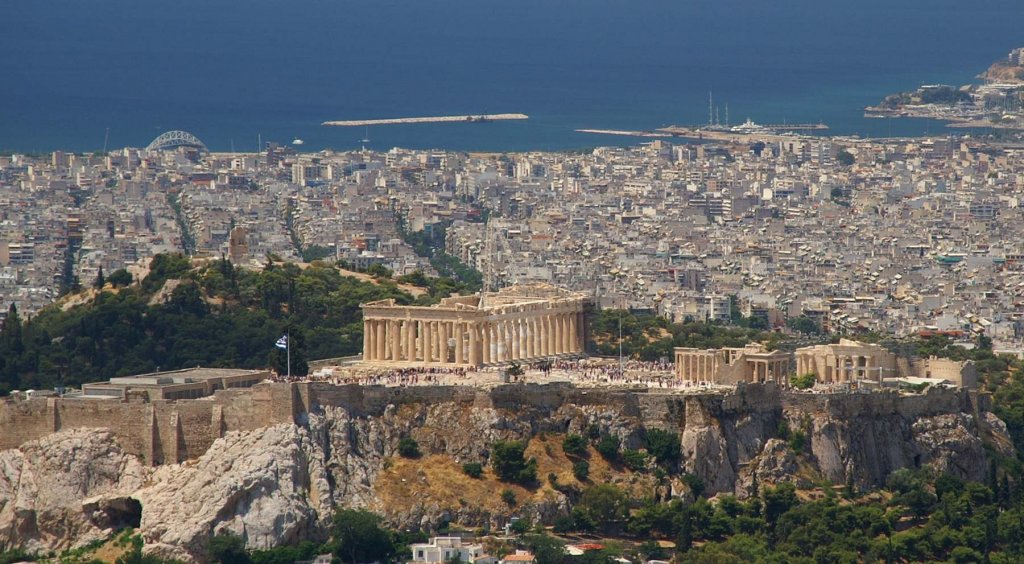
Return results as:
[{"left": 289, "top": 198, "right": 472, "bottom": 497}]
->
[{"left": 0, "top": 377, "right": 1011, "bottom": 560}]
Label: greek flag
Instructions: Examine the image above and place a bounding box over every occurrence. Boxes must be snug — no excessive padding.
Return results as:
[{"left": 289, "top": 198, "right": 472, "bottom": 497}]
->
[{"left": 275, "top": 335, "right": 288, "bottom": 349}]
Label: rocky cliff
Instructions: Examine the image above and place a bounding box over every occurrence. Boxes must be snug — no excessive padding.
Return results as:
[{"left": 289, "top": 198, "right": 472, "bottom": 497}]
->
[{"left": 0, "top": 383, "right": 1011, "bottom": 562}]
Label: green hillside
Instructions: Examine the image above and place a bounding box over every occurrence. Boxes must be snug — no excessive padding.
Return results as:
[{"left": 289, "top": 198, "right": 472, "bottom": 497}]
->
[{"left": 0, "top": 254, "right": 423, "bottom": 394}]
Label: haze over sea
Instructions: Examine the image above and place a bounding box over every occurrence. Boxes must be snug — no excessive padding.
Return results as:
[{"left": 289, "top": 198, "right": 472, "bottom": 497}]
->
[{"left": 2, "top": 0, "right": 1022, "bottom": 154}]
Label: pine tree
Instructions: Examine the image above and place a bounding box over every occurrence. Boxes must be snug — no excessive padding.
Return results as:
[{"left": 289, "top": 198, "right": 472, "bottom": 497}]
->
[
  {"left": 93, "top": 266, "right": 105, "bottom": 289},
  {"left": 1, "top": 303, "right": 24, "bottom": 356}
]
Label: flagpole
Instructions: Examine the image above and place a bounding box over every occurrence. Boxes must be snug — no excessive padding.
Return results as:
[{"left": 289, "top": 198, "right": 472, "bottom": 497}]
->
[{"left": 286, "top": 329, "right": 291, "bottom": 379}]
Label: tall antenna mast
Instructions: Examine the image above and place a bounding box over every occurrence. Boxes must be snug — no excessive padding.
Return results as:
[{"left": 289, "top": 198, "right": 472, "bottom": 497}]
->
[
  {"left": 708, "top": 91, "right": 713, "bottom": 126},
  {"left": 102, "top": 127, "right": 110, "bottom": 154},
  {"left": 726, "top": 104, "right": 729, "bottom": 127}
]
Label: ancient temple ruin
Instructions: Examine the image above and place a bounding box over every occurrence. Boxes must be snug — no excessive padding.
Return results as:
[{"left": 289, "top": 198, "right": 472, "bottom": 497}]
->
[{"left": 360, "top": 283, "right": 588, "bottom": 367}]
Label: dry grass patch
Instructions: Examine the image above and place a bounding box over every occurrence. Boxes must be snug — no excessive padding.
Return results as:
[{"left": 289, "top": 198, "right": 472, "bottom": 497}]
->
[{"left": 375, "top": 434, "right": 651, "bottom": 516}]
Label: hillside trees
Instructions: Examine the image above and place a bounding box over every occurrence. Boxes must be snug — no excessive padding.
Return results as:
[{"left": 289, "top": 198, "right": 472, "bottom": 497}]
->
[{"left": 0, "top": 254, "right": 417, "bottom": 392}]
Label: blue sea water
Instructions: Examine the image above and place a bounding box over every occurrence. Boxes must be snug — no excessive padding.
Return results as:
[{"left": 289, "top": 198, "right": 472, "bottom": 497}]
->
[{"left": 1, "top": 0, "right": 1021, "bottom": 153}]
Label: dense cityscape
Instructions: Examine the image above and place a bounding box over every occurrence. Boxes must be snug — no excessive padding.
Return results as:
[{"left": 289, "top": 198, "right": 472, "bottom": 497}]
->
[
  {"left": 5, "top": 21, "right": 1024, "bottom": 564},
  {"left": 6, "top": 124, "right": 1024, "bottom": 348}
]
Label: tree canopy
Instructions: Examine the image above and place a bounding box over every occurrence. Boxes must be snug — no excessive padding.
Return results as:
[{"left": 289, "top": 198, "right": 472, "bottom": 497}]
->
[{"left": 0, "top": 254, "right": 419, "bottom": 394}]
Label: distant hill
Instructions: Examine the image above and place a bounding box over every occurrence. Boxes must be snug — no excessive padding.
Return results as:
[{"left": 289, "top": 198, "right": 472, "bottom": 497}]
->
[
  {"left": 980, "top": 48, "right": 1024, "bottom": 84},
  {"left": 980, "top": 61, "right": 1024, "bottom": 84}
]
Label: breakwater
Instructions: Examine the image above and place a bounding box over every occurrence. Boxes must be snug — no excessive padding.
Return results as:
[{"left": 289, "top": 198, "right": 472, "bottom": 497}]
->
[{"left": 323, "top": 114, "right": 529, "bottom": 127}]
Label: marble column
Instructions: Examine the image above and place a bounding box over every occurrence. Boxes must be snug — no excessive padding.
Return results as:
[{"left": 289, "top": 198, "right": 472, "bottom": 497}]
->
[
  {"left": 511, "top": 319, "right": 521, "bottom": 360},
  {"left": 403, "top": 321, "right": 413, "bottom": 362},
  {"left": 565, "top": 313, "right": 573, "bottom": 353},
  {"left": 507, "top": 320, "right": 516, "bottom": 361},
  {"left": 454, "top": 323, "right": 464, "bottom": 365},
  {"left": 535, "top": 316, "right": 544, "bottom": 357},
  {"left": 489, "top": 322, "right": 498, "bottom": 364},
  {"left": 423, "top": 322, "right": 433, "bottom": 363},
  {"left": 554, "top": 314, "right": 564, "bottom": 355},
  {"left": 567, "top": 313, "right": 576, "bottom": 353},
  {"left": 553, "top": 314, "right": 561, "bottom": 355},
  {"left": 442, "top": 319, "right": 450, "bottom": 364},
  {"left": 543, "top": 315, "right": 553, "bottom": 355},
  {"left": 435, "top": 322, "right": 444, "bottom": 363},
  {"left": 414, "top": 321, "right": 422, "bottom": 362},
  {"left": 419, "top": 321, "right": 428, "bottom": 363},
  {"left": 390, "top": 321, "right": 400, "bottom": 361},
  {"left": 481, "top": 323, "right": 491, "bottom": 364},
  {"left": 518, "top": 318, "right": 528, "bottom": 360},
  {"left": 363, "top": 320, "right": 372, "bottom": 360},
  {"left": 469, "top": 323, "right": 480, "bottom": 366},
  {"left": 495, "top": 321, "right": 503, "bottom": 362},
  {"left": 540, "top": 316, "right": 549, "bottom": 356},
  {"left": 528, "top": 317, "right": 536, "bottom": 358},
  {"left": 520, "top": 319, "right": 528, "bottom": 360},
  {"left": 373, "top": 320, "right": 384, "bottom": 361}
]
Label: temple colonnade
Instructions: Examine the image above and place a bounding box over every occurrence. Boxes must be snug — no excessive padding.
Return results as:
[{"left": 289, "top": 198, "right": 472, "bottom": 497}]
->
[{"left": 361, "top": 284, "right": 587, "bottom": 367}]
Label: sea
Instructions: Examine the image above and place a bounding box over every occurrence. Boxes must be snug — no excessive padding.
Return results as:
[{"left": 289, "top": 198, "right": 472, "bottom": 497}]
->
[{"left": 1, "top": 0, "right": 1022, "bottom": 154}]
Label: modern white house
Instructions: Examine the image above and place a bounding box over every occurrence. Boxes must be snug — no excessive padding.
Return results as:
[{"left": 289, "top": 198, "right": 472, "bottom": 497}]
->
[{"left": 408, "top": 537, "right": 497, "bottom": 564}]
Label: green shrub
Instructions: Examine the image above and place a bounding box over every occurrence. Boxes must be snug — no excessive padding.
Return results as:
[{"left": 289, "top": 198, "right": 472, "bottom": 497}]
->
[
  {"left": 108, "top": 268, "right": 133, "bottom": 287},
  {"left": 562, "top": 434, "right": 588, "bottom": 457},
  {"left": 462, "top": 462, "right": 483, "bottom": 478},
  {"left": 510, "top": 518, "right": 531, "bottom": 535},
  {"left": 622, "top": 449, "right": 649, "bottom": 472},
  {"left": 501, "top": 489, "right": 517, "bottom": 507},
  {"left": 790, "top": 373, "right": 816, "bottom": 390},
  {"left": 208, "top": 532, "right": 252, "bottom": 564},
  {"left": 397, "top": 437, "right": 421, "bottom": 458},
  {"left": 644, "top": 428, "right": 680, "bottom": 467},
  {"left": 789, "top": 431, "right": 807, "bottom": 454},
  {"left": 682, "top": 473, "right": 705, "bottom": 498},
  {"left": 573, "top": 460, "right": 590, "bottom": 481},
  {"left": 777, "top": 420, "right": 791, "bottom": 440},
  {"left": 553, "top": 515, "right": 576, "bottom": 533},
  {"left": 331, "top": 508, "right": 396, "bottom": 564},
  {"left": 576, "top": 484, "right": 629, "bottom": 534},
  {"left": 596, "top": 435, "right": 620, "bottom": 461},
  {"left": 491, "top": 440, "right": 537, "bottom": 485}
]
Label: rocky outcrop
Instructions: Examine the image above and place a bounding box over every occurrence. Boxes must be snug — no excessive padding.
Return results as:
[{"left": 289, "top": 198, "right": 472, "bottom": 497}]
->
[
  {"left": 0, "top": 428, "right": 148, "bottom": 553},
  {"left": 136, "top": 423, "right": 328, "bottom": 562},
  {"left": 0, "top": 384, "right": 1012, "bottom": 562}
]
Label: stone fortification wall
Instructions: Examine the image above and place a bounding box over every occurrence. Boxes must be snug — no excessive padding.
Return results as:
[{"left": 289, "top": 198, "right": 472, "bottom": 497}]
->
[
  {"left": 0, "top": 381, "right": 990, "bottom": 468},
  {"left": 781, "top": 385, "right": 988, "bottom": 420}
]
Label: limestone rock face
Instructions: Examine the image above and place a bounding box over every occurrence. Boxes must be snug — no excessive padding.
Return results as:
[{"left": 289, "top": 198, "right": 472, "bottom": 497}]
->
[
  {"left": 0, "top": 385, "right": 1014, "bottom": 562},
  {"left": 136, "top": 423, "right": 327, "bottom": 562},
  {"left": 735, "top": 438, "right": 811, "bottom": 497},
  {"left": 0, "top": 428, "right": 148, "bottom": 553},
  {"left": 910, "top": 413, "right": 989, "bottom": 482}
]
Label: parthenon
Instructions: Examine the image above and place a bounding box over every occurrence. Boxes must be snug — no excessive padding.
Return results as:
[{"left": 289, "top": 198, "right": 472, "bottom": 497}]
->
[{"left": 360, "top": 283, "right": 588, "bottom": 367}]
